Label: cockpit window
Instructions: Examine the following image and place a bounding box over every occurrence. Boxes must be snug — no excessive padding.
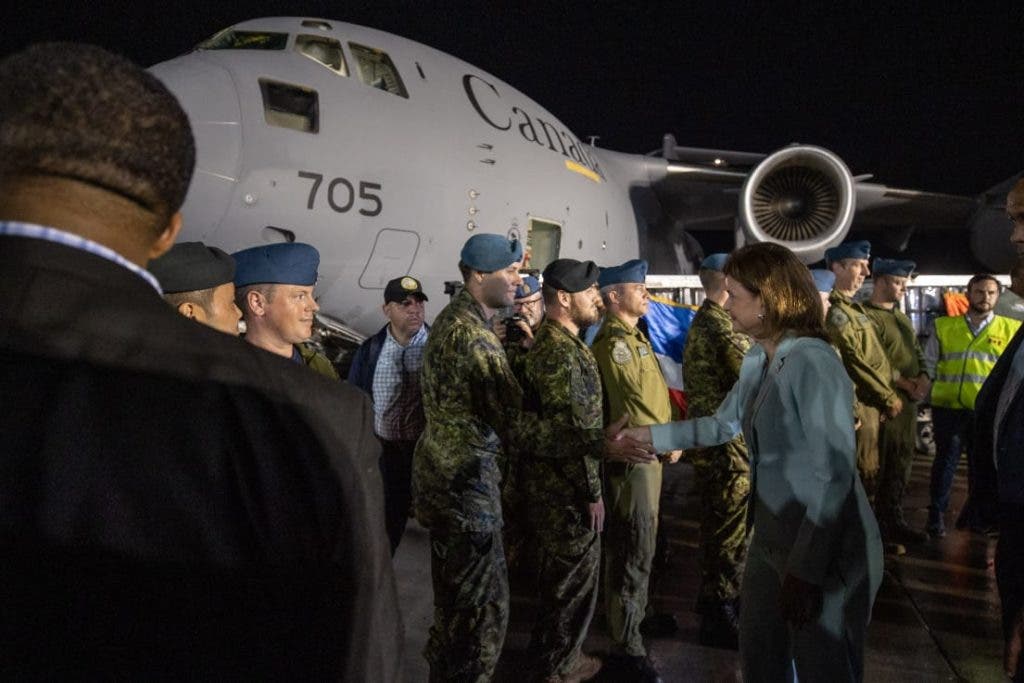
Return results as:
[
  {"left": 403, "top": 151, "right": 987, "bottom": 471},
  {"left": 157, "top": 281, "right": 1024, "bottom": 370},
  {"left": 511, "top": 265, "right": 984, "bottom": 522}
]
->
[
  {"left": 348, "top": 43, "right": 408, "bottom": 98},
  {"left": 259, "top": 79, "right": 319, "bottom": 133},
  {"left": 198, "top": 30, "right": 288, "bottom": 51},
  {"left": 296, "top": 35, "right": 347, "bottom": 76}
]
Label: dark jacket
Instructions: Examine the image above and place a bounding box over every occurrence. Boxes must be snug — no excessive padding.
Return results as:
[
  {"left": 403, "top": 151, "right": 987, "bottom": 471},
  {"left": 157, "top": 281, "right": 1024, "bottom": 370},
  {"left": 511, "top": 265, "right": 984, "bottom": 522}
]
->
[
  {"left": 0, "top": 235, "right": 401, "bottom": 681},
  {"left": 347, "top": 324, "right": 389, "bottom": 399},
  {"left": 973, "top": 325, "right": 1024, "bottom": 507},
  {"left": 347, "top": 323, "right": 430, "bottom": 400}
]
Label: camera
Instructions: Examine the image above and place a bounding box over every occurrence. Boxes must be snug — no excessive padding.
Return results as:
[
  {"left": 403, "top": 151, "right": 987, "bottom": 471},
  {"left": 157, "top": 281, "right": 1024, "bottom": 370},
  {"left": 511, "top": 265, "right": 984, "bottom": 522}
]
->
[{"left": 504, "top": 313, "right": 527, "bottom": 344}]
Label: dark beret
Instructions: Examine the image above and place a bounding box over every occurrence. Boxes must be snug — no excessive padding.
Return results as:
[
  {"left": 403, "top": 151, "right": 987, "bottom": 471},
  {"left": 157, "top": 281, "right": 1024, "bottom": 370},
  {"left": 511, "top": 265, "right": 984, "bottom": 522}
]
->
[
  {"left": 515, "top": 275, "right": 542, "bottom": 299},
  {"left": 598, "top": 259, "right": 648, "bottom": 288},
  {"left": 460, "top": 233, "right": 523, "bottom": 272},
  {"left": 542, "top": 259, "right": 599, "bottom": 293},
  {"left": 872, "top": 257, "right": 916, "bottom": 278},
  {"left": 824, "top": 240, "right": 871, "bottom": 264},
  {"left": 384, "top": 275, "right": 428, "bottom": 303},
  {"left": 148, "top": 241, "right": 235, "bottom": 293},
  {"left": 232, "top": 242, "right": 320, "bottom": 287}
]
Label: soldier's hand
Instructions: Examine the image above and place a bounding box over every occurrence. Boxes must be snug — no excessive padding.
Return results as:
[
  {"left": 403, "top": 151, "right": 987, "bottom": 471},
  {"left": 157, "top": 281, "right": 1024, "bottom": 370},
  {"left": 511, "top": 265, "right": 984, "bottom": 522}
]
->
[
  {"left": 515, "top": 319, "right": 535, "bottom": 349},
  {"left": 588, "top": 497, "right": 605, "bottom": 533},
  {"left": 886, "top": 397, "right": 904, "bottom": 419},
  {"left": 661, "top": 449, "right": 683, "bottom": 464},
  {"left": 605, "top": 414, "right": 630, "bottom": 439},
  {"left": 912, "top": 375, "right": 931, "bottom": 402}
]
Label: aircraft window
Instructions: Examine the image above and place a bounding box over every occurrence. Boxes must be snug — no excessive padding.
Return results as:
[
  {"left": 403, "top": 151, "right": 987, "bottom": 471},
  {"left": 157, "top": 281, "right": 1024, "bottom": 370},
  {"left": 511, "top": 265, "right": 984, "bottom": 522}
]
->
[
  {"left": 296, "top": 35, "right": 347, "bottom": 76},
  {"left": 301, "top": 20, "right": 332, "bottom": 31},
  {"left": 526, "top": 218, "right": 562, "bottom": 272},
  {"left": 348, "top": 43, "right": 408, "bottom": 98},
  {"left": 198, "top": 30, "right": 288, "bottom": 51},
  {"left": 259, "top": 79, "right": 319, "bottom": 133}
]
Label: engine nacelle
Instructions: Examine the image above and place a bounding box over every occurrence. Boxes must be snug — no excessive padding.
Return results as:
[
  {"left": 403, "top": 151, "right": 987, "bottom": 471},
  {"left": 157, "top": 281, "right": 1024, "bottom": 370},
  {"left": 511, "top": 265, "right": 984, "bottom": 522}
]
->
[{"left": 739, "top": 145, "right": 856, "bottom": 264}]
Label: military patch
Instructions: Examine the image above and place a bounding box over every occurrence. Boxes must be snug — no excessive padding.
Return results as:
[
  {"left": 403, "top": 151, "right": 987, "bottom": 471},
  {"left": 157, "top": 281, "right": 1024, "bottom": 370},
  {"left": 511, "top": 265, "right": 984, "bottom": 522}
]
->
[
  {"left": 612, "top": 340, "right": 632, "bottom": 364},
  {"left": 637, "top": 346, "right": 649, "bottom": 357},
  {"left": 401, "top": 276, "right": 418, "bottom": 291},
  {"left": 829, "top": 308, "right": 849, "bottom": 326}
]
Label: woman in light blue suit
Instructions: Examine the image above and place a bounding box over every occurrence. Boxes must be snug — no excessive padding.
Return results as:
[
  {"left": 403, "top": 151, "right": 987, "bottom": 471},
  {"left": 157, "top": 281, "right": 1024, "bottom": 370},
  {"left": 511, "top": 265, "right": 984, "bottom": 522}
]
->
[{"left": 619, "top": 243, "right": 883, "bottom": 682}]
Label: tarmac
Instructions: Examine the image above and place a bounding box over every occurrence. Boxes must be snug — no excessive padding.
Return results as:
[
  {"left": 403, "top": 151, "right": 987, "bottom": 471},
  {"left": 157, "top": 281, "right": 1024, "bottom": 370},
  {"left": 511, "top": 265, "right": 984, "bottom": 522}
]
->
[{"left": 393, "top": 450, "right": 1006, "bottom": 682}]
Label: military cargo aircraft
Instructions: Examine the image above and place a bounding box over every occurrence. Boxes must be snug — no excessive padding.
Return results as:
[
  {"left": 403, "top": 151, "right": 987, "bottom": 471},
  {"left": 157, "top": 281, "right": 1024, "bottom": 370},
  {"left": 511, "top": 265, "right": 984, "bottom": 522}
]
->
[{"left": 149, "top": 16, "right": 1016, "bottom": 338}]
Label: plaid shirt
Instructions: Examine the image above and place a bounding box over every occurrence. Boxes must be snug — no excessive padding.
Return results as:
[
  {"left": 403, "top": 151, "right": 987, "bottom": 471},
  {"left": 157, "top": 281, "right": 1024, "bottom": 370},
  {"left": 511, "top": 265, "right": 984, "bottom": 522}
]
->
[{"left": 372, "top": 324, "right": 428, "bottom": 440}]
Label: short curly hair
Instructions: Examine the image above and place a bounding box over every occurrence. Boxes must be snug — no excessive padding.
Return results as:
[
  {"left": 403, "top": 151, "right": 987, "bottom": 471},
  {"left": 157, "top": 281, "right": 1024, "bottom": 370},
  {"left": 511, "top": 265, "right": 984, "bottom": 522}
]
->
[{"left": 0, "top": 43, "right": 195, "bottom": 221}]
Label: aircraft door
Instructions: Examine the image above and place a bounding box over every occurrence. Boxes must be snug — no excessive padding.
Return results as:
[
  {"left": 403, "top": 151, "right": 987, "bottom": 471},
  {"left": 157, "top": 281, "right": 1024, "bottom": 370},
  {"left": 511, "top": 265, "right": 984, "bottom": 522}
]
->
[{"left": 526, "top": 217, "right": 561, "bottom": 273}]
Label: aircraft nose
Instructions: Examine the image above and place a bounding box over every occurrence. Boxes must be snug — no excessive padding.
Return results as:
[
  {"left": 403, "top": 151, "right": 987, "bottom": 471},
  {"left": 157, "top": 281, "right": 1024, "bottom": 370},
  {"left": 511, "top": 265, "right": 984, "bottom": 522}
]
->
[{"left": 149, "top": 55, "right": 242, "bottom": 243}]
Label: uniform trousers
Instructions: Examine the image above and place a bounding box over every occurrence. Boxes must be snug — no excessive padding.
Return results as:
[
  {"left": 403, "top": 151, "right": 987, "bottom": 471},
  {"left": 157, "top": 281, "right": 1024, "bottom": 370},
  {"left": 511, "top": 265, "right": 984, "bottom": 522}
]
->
[
  {"left": 875, "top": 402, "right": 916, "bottom": 528},
  {"left": 379, "top": 437, "right": 417, "bottom": 554},
  {"left": 855, "top": 405, "right": 881, "bottom": 500},
  {"left": 425, "top": 529, "right": 509, "bottom": 683},
  {"left": 603, "top": 460, "right": 661, "bottom": 656}
]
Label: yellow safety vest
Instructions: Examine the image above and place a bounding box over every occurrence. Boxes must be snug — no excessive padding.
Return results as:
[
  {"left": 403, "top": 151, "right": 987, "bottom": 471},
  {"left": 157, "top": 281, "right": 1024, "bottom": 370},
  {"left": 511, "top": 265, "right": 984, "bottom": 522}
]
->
[{"left": 931, "top": 315, "right": 1021, "bottom": 410}]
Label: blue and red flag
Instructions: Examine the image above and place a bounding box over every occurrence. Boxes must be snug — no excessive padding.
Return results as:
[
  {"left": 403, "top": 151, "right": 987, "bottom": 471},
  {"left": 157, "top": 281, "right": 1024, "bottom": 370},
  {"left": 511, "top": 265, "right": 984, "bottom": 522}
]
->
[{"left": 644, "top": 295, "right": 698, "bottom": 417}]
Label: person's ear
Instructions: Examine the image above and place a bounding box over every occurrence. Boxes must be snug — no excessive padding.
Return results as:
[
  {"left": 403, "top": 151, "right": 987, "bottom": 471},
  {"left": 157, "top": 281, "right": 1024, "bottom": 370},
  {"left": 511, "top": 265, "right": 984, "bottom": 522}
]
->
[
  {"left": 148, "top": 212, "right": 183, "bottom": 261},
  {"left": 176, "top": 301, "right": 198, "bottom": 320},
  {"left": 247, "top": 289, "right": 266, "bottom": 316}
]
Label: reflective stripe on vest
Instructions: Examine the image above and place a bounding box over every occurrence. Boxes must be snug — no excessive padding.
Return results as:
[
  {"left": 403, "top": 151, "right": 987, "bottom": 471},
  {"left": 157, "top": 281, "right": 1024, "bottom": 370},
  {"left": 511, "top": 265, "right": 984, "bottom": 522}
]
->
[{"left": 931, "top": 315, "right": 1021, "bottom": 410}]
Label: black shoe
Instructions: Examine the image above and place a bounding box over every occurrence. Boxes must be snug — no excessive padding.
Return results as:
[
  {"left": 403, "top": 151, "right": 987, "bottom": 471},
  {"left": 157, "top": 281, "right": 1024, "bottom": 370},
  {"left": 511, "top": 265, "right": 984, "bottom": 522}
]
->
[
  {"left": 639, "top": 611, "right": 678, "bottom": 637},
  {"left": 597, "top": 654, "right": 662, "bottom": 683},
  {"left": 698, "top": 601, "right": 740, "bottom": 650}
]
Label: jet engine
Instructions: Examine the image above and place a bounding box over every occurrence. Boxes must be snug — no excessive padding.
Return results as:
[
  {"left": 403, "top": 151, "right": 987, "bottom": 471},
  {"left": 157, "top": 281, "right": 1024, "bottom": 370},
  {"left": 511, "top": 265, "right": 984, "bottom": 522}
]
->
[{"left": 739, "top": 145, "right": 856, "bottom": 264}]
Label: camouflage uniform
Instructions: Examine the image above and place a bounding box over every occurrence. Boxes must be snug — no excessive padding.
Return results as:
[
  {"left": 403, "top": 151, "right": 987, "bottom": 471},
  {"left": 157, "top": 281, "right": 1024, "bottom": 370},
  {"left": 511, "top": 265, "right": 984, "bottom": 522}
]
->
[
  {"left": 296, "top": 342, "right": 339, "bottom": 380},
  {"left": 592, "top": 314, "right": 673, "bottom": 657},
  {"left": 826, "top": 290, "right": 900, "bottom": 497},
  {"left": 681, "top": 299, "right": 751, "bottom": 610},
  {"left": 520, "top": 319, "right": 604, "bottom": 679},
  {"left": 863, "top": 301, "right": 927, "bottom": 530},
  {"left": 413, "top": 289, "right": 590, "bottom": 682}
]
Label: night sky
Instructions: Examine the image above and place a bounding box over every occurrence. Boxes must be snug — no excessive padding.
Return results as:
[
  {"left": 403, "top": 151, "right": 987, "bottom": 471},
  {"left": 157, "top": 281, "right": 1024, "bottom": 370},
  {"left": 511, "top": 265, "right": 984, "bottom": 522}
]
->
[{"left": 3, "top": 2, "right": 1021, "bottom": 196}]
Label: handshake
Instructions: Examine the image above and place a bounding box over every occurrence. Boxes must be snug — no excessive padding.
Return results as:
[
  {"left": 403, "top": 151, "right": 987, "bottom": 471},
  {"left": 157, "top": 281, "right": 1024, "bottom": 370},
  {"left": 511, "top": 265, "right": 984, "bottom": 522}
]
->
[{"left": 604, "top": 415, "right": 682, "bottom": 464}]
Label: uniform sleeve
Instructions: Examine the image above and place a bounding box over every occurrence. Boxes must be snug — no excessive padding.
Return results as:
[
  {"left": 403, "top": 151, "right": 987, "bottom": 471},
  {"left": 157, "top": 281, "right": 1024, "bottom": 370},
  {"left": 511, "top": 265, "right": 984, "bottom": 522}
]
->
[
  {"left": 465, "top": 334, "right": 593, "bottom": 460},
  {"left": 922, "top": 320, "right": 939, "bottom": 379},
  {"left": 649, "top": 351, "right": 753, "bottom": 451},
  {"left": 783, "top": 346, "right": 859, "bottom": 585},
  {"left": 828, "top": 313, "right": 899, "bottom": 410}
]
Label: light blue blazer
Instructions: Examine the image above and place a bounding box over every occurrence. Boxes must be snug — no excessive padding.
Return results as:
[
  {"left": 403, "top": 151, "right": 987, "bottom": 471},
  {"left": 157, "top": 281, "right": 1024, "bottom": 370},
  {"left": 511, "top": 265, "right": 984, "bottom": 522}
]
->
[{"left": 652, "top": 335, "right": 882, "bottom": 590}]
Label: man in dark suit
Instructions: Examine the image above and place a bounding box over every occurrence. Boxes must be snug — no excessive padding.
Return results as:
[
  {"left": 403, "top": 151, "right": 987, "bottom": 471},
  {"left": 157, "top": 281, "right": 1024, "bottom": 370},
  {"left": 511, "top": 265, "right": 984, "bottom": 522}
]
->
[
  {"left": 971, "top": 177, "right": 1024, "bottom": 682},
  {"left": 0, "top": 43, "right": 400, "bottom": 680}
]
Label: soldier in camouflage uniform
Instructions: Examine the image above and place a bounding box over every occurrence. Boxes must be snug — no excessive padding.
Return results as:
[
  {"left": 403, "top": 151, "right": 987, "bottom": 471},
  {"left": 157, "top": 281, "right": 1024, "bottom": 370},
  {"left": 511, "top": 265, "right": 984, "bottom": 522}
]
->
[
  {"left": 592, "top": 259, "right": 678, "bottom": 683},
  {"left": 682, "top": 253, "right": 751, "bottom": 650},
  {"left": 825, "top": 241, "right": 903, "bottom": 501},
  {"left": 413, "top": 236, "right": 650, "bottom": 682},
  {"left": 520, "top": 259, "right": 605, "bottom": 683},
  {"left": 864, "top": 259, "right": 931, "bottom": 545}
]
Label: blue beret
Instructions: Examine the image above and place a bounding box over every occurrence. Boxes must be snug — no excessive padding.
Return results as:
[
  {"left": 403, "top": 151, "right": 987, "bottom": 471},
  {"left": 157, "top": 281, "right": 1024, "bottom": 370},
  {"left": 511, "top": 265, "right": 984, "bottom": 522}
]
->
[
  {"left": 872, "top": 257, "right": 916, "bottom": 278},
  {"left": 810, "top": 269, "right": 836, "bottom": 293},
  {"left": 700, "top": 253, "right": 729, "bottom": 272},
  {"left": 232, "top": 242, "right": 320, "bottom": 287},
  {"left": 149, "top": 242, "right": 235, "bottom": 293},
  {"left": 515, "top": 275, "right": 542, "bottom": 299},
  {"left": 599, "top": 259, "right": 648, "bottom": 288},
  {"left": 460, "top": 233, "right": 523, "bottom": 272},
  {"left": 824, "top": 240, "right": 871, "bottom": 264}
]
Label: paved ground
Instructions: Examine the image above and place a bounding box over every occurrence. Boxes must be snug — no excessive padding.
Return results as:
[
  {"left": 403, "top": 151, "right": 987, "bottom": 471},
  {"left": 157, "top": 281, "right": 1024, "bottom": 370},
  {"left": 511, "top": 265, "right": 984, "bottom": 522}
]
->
[{"left": 393, "top": 451, "right": 1005, "bottom": 681}]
